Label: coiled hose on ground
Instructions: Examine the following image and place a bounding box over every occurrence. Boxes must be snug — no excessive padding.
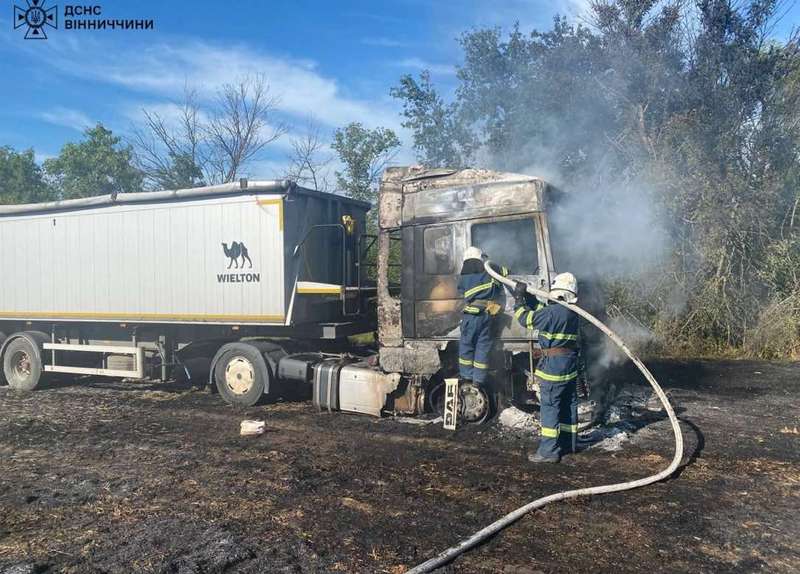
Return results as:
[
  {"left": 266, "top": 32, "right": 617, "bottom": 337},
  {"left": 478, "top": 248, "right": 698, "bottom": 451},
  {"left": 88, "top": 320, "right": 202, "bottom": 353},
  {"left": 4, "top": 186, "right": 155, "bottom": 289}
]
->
[{"left": 405, "top": 263, "right": 685, "bottom": 574}]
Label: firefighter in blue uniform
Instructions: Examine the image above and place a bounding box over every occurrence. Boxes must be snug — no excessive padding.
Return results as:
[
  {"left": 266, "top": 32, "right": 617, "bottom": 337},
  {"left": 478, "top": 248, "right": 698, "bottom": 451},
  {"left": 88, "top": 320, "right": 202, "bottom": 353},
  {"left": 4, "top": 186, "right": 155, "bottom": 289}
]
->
[
  {"left": 457, "top": 247, "right": 508, "bottom": 387},
  {"left": 513, "top": 272, "right": 580, "bottom": 463}
]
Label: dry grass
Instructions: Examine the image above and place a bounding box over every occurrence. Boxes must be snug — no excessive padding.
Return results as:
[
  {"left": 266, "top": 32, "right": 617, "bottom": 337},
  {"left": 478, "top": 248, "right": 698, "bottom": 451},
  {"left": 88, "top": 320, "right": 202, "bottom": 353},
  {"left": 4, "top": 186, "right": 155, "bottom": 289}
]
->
[{"left": 744, "top": 295, "right": 800, "bottom": 359}]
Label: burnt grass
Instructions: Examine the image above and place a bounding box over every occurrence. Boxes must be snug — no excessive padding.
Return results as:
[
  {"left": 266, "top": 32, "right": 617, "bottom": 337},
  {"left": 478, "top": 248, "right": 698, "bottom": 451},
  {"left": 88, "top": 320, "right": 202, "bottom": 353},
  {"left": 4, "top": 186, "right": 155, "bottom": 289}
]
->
[{"left": 1, "top": 360, "right": 799, "bottom": 574}]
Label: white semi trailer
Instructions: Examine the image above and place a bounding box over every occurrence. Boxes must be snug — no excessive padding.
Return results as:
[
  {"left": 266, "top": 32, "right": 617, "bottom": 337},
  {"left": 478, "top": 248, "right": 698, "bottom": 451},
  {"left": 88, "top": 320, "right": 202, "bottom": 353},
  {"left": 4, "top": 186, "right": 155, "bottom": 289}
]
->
[
  {"left": 0, "top": 179, "right": 383, "bottom": 407},
  {"left": 0, "top": 169, "right": 573, "bottom": 422}
]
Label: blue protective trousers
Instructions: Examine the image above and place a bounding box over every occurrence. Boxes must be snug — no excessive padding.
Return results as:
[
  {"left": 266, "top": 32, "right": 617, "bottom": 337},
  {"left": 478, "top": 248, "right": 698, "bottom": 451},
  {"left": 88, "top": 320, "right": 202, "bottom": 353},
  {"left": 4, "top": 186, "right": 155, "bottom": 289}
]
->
[
  {"left": 458, "top": 313, "right": 492, "bottom": 384},
  {"left": 537, "top": 379, "right": 578, "bottom": 459}
]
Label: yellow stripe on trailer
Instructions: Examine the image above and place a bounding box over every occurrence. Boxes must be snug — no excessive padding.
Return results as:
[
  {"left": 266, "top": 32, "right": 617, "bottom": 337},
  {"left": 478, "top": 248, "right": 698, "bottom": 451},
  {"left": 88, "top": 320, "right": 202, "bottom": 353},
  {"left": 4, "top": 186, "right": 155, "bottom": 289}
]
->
[
  {"left": 256, "top": 197, "right": 284, "bottom": 231},
  {"left": 296, "top": 282, "right": 343, "bottom": 295},
  {"left": 0, "top": 311, "right": 285, "bottom": 323}
]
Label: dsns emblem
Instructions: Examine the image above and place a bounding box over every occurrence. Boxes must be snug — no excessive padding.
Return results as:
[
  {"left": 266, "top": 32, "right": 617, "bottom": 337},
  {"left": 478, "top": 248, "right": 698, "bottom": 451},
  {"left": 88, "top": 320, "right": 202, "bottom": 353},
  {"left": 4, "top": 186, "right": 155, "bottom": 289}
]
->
[{"left": 14, "top": 0, "right": 58, "bottom": 39}]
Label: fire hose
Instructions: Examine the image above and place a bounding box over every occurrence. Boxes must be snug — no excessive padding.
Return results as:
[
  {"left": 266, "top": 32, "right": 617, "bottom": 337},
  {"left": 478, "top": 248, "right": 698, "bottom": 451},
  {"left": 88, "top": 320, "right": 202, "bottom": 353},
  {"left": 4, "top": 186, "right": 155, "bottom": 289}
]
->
[{"left": 405, "top": 262, "right": 684, "bottom": 574}]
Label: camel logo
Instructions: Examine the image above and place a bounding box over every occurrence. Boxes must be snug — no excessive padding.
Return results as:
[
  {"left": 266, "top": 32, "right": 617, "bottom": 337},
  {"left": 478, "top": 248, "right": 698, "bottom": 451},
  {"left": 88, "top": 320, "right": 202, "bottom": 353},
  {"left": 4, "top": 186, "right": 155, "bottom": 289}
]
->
[
  {"left": 14, "top": 0, "right": 57, "bottom": 39},
  {"left": 222, "top": 241, "right": 253, "bottom": 269},
  {"left": 218, "top": 241, "right": 260, "bottom": 284}
]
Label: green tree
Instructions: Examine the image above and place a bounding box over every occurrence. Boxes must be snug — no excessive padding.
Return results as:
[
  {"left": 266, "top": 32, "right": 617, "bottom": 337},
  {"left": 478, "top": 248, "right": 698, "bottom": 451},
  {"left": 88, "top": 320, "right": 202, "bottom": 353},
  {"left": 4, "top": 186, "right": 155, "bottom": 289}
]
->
[
  {"left": 391, "top": 71, "right": 472, "bottom": 167},
  {"left": 154, "top": 152, "right": 205, "bottom": 190},
  {"left": 0, "top": 146, "right": 53, "bottom": 204},
  {"left": 44, "top": 124, "right": 143, "bottom": 199},
  {"left": 331, "top": 122, "right": 400, "bottom": 202},
  {"left": 390, "top": 0, "right": 800, "bottom": 354}
]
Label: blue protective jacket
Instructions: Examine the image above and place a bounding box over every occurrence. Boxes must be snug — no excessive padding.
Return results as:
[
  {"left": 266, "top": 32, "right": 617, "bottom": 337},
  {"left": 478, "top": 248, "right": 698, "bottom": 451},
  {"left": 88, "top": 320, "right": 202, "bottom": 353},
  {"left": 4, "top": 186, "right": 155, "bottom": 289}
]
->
[
  {"left": 457, "top": 260, "right": 508, "bottom": 314},
  {"left": 515, "top": 297, "right": 580, "bottom": 382}
]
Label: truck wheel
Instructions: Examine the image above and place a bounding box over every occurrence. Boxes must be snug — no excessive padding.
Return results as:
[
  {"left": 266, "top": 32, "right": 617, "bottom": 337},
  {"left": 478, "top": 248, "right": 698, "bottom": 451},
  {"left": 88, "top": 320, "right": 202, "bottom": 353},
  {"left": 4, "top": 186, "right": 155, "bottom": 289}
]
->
[
  {"left": 214, "top": 343, "right": 270, "bottom": 407},
  {"left": 3, "top": 337, "right": 43, "bottom": 392},
  {"left": 0, "top": 332, "right": 7, "bottom": 385}
]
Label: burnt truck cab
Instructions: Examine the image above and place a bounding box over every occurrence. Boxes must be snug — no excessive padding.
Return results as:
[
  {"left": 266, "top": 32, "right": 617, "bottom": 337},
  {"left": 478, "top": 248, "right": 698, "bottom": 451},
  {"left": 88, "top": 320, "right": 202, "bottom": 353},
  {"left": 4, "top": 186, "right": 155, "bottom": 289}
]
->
[{"left": 376, "top": 167, "right": 563, "bottom": 418}]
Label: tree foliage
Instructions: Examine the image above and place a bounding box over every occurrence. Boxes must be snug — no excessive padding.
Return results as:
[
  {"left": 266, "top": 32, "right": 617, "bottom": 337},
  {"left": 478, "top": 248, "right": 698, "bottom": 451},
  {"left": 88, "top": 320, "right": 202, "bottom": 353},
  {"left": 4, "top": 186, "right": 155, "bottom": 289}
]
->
[
  {"left": 390, "top": 71, "right": 471, "bottom": 167},
  {"left": 331, "top": 122, "right": 400, "bottom": 202},
  {"left": 44, "top": 124, "right": 143, "bottom": 199},
  {"left": 392, "top": 0, "right": 800, "bottom": 354},
  {"left": 0, "top": 146, "right": 53, "bottom": 204}
]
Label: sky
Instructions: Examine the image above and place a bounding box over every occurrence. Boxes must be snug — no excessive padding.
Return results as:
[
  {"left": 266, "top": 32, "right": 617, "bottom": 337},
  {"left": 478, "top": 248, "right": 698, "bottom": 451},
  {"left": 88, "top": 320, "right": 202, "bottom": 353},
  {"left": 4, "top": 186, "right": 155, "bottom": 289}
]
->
[{"left": 0, "top": 0, "right": 798, "bottom": 181}]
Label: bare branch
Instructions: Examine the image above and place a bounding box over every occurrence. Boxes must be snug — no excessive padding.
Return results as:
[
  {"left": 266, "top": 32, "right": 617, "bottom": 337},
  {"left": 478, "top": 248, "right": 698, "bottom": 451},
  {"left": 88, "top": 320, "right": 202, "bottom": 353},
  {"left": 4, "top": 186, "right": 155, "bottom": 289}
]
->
[
  {"left": 205, "top": 75, "right": 288, "bottom": 183},
  {"left": 130, "top": 85, "right": 207, "bottom": 190},
  {"left": 132, "top": 77, "right": 287, "bottom": 188},
  {"left": 284, "top": 119, "right": 333, "bottom": 191}
]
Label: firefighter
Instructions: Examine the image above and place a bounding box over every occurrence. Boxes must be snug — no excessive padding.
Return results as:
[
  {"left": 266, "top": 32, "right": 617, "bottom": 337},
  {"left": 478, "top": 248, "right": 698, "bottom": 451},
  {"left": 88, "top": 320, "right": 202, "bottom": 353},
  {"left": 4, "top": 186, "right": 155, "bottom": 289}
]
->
[
  {"left": 457, "top": 247, "right": 508, "bottom": 388},
  {"left": 513, "top": 272, "right": 580, "bottom": 463}
]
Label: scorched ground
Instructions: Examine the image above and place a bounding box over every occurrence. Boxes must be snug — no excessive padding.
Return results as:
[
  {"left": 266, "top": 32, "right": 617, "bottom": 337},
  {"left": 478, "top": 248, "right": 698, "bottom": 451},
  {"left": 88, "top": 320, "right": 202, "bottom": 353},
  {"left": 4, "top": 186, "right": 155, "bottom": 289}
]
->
[{"left": 1, "top": 359, "right": 798, "bottom": 573}]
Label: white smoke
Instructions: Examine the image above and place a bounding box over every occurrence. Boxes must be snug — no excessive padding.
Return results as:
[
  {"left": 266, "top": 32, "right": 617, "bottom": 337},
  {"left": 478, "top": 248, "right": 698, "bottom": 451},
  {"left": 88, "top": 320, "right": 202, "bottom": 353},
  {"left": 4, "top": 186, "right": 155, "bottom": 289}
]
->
[
  {"left": 596, "top": 316, "right": 658, "bottom": 368},
  {"left": 544, "top": 173, "right": 669, "bottom": 280}
]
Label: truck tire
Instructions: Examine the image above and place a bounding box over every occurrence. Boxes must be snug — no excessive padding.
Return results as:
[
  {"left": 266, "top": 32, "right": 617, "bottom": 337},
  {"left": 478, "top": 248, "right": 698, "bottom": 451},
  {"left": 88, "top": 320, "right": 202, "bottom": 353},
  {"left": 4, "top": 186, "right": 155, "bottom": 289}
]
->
[
  {"left": 0, "top": 332, "right": 6, "bottom": 385},
  {"left": 213, "top": 342, "right": 271, "bottom": 407},
  {"left": 3, "top": 337, "right": 43, "bottom": 392}
]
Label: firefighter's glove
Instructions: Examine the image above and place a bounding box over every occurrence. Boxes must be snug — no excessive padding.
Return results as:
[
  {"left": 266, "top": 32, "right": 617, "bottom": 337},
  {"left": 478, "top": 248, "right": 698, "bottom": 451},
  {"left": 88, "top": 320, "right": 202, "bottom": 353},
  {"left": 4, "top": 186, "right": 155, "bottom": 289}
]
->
[{"left": 513, "top": 281, "right": 529, "bottom": 306}]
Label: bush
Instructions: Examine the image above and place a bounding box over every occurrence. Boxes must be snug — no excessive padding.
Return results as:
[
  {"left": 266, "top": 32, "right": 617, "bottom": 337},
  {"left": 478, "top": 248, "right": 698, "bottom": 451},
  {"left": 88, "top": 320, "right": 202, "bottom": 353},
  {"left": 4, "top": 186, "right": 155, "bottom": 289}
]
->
[{"left": 745, "top": 295, "right": 800, "bottom": 359}]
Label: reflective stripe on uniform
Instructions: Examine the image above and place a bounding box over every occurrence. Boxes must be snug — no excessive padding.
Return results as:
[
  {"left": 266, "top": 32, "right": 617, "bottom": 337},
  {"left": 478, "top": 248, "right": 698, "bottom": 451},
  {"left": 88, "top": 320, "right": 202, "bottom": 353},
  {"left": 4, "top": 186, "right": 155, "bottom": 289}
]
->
[
  {"left": 516, "top": 303, "right": 544, "bottom": 330},
  {"left": 491, "top": 266, "right": 510, "bottom": 286},
  {"left": 539, "top": 331, "right": 578, "bottom": 341},
  {"left": 541, "top": 426, "right": 559, "bottom": 438},
  {"left": 534, "top": 369, "right": 578, "bottom": 382},
  {"left": 459, "top": 357, "right": 474, "bottom": 366},
  {"left": 526, "top": 310, "right": 535, "bottom": 329},
  {"left": 464, "top": 281, "right": 493, "bottom": 298},
  {"left": 464, "top": 306, "right": 482, "bottom": 314},
  {"left": 473, "top": 361, "right": 488, "bottom": 370},
  {"left": 560, "top": 423, "right": 578, "bottom": 433}
]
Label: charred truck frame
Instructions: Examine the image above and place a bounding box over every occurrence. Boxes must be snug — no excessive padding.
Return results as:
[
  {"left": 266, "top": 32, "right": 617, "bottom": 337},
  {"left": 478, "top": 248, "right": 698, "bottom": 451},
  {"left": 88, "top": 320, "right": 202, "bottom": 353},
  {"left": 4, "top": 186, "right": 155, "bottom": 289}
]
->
[{"left": 0, "top": 168, "right": 564, "bottom": 422}]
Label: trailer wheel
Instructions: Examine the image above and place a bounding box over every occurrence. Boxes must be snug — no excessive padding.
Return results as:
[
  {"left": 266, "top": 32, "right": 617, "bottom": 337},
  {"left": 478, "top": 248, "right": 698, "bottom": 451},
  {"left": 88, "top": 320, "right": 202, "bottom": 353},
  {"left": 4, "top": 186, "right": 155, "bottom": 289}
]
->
[
  {"left": 214, "top": 343, "right": 270, "bottom": 407},
  {"left": 3, "top": 337, "right": 43, "bottom": 392}
]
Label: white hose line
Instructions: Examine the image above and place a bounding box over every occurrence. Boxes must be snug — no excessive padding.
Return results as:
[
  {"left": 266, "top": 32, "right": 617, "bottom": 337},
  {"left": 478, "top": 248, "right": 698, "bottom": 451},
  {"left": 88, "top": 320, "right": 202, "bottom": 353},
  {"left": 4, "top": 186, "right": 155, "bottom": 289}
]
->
[{"left": 405, "top": 264, "right": 684, "bottom": 574}]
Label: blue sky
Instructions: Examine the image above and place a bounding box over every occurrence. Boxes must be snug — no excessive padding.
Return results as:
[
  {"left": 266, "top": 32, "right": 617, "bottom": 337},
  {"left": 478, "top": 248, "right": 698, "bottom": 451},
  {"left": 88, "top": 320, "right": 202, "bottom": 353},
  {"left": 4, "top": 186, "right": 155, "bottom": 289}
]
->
[{"left": 1, "top": 0, "right": 797, "bottom": 180}]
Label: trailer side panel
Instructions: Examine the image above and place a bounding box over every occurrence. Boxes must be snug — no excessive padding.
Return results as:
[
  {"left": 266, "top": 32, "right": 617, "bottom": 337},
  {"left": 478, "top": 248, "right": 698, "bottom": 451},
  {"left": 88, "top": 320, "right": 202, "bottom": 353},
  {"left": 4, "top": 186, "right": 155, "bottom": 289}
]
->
[{"left": 0, "top": 194, "right": 285, "bottom": 325}]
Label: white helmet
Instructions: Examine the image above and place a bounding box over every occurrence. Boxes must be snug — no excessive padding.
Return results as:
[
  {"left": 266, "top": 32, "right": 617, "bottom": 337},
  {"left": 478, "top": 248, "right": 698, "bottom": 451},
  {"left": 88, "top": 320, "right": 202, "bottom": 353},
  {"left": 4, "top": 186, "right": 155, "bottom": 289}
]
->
[
  {"left": 463, "top": 246, "right": 485, "bottom": 262},
  {"left": 550, "top": 272, "right": 578, "bottom": 303}
]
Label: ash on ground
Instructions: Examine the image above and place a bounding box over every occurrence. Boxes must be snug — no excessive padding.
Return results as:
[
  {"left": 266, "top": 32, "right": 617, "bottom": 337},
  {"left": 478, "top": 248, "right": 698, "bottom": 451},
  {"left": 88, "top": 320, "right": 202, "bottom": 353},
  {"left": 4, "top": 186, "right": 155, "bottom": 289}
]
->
[
  {"left": 498, "top": 406, "right": 540, "bottom": 433},
  {"left": 583, "top": 383, "right": 673, "bottom": 451},
  {"left": 497, "top": 383, "right": 674, "bottom": 452}
]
